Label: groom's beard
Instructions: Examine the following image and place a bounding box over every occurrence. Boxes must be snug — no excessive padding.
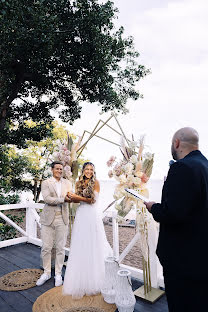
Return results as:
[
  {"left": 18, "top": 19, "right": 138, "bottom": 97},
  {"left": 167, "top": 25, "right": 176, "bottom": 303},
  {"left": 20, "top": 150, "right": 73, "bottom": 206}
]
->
[{"left": 171, "top": 145, "right": 178, "bottom": 161}]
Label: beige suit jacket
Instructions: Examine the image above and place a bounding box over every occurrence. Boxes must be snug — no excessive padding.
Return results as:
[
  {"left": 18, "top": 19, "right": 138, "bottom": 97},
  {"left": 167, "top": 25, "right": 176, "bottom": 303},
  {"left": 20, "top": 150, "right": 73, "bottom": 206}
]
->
[{"left": 40, "top": 177, "right": 72, "bottom": 226}]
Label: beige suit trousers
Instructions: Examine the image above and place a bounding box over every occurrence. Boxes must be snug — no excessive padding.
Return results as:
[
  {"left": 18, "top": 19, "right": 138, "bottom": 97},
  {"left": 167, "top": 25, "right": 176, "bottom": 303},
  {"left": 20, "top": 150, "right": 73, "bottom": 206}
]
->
[{"left": 41, "top": 215, "right": 68, "bottom": 276}]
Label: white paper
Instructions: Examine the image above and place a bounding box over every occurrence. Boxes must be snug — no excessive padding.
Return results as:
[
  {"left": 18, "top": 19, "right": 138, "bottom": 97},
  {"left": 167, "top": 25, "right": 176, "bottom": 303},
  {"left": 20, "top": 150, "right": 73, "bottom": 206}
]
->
[{"left": 125, "top": 188, "right": 153, "bottom": 202}]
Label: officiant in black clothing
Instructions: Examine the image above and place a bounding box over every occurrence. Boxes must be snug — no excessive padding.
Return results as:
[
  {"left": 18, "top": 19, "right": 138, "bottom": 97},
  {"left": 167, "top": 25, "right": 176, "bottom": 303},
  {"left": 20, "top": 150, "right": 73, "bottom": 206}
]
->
[{"left": 145, "top": 127, "right": 208, "bottom": 312}]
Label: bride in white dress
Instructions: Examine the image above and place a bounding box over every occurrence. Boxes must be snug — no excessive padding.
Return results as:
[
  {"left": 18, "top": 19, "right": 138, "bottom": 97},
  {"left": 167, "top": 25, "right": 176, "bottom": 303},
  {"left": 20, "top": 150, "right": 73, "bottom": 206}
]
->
[{"left": 63, "top": 162, "right": 112, "bottom": 298}]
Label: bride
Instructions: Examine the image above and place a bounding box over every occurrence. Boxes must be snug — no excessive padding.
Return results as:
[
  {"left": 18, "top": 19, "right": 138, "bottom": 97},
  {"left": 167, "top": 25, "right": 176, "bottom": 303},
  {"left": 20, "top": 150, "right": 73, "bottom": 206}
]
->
[{"left": 63, "top": 162, "right": 112, "bottom": 298}]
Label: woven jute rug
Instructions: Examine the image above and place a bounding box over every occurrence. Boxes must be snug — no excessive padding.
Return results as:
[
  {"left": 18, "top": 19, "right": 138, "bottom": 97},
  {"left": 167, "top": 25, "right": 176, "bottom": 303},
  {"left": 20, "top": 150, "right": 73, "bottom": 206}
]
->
[
  {"left": 0, "top": 268, "right": 43, "bottom": 291},
  {"left": 63, "top": 308, "right": 105, "bottom": 312},
  {"left": 33, "top": 286, "right": 116, "bottom": 312}
]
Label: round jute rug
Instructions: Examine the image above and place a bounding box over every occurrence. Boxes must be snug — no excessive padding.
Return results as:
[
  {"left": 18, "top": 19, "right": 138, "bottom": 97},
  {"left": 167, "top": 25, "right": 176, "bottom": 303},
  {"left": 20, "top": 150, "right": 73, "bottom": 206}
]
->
[
  {"left": 0, "top": 269, "right": 43, "bottom": 291},
  {"left": 66, "top": 308, "right": 105, "bottom": 312},
  {"left": 33, "top": 287, "right": 116, "bottom": 312}
]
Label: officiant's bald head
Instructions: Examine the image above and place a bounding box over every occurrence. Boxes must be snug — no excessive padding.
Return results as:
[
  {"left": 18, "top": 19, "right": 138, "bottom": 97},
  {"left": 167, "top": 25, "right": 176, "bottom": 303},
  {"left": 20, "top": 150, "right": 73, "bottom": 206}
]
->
[{"left": 171, "top": 127, "right": 199, "bottom": 160}]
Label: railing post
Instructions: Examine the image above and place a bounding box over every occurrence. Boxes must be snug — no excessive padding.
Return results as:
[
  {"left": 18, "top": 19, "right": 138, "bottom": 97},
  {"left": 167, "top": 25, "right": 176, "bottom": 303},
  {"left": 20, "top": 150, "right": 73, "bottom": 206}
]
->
[
  {"left": 112, "top": 209, "right": 119, "bottom": 260},
  {"left": 26, "top": 204, "right": 37, "bottom": 239}
]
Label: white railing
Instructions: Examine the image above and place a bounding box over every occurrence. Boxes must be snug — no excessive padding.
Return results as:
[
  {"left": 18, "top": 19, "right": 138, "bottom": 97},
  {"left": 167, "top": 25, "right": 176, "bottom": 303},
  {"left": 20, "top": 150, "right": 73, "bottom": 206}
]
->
[
  {"left": 0, "top": 203, "right": 164, "bottom": 288},
  {"left": 0, "top": 203, "right": 43, "bottom": 248}
]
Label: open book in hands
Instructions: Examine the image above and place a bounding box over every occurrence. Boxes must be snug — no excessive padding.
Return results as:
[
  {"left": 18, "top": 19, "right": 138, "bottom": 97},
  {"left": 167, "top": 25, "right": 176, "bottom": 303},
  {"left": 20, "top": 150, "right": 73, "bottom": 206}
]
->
[{"left": 125, "top": 188, "right": 152, "bottom": 202}]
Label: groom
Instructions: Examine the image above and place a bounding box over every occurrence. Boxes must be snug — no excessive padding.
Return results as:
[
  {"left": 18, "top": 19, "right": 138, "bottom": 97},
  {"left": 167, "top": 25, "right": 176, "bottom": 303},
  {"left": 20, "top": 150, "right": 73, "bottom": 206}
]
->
[{"left": 36, "top": 161, "right": 72, "bottom": 287}]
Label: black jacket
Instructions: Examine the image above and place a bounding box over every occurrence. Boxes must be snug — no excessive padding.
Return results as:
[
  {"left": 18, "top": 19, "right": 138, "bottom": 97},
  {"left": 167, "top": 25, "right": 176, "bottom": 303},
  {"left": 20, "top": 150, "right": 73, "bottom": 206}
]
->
[{"left": 151, "top": 150, "right": 208, "bottom": 279}]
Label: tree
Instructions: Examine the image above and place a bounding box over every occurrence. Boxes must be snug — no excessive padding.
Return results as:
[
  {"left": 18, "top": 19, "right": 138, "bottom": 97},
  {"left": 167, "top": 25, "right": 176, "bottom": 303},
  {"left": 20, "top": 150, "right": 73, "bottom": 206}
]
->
[
  {"left": 22, "top": 120, "right": 82, "bottom": 202},
  {"left": 0, "top": 121, "right": 85, "bottom": 202},
  {"left": 0, "top": 0, "right": 150, "bottom": 145},
  {"left": 1, "top": 120, "right": 86, "bottom": 202},
  {"left": 0, "top": 145, "right": 30, "bottom": 204}
]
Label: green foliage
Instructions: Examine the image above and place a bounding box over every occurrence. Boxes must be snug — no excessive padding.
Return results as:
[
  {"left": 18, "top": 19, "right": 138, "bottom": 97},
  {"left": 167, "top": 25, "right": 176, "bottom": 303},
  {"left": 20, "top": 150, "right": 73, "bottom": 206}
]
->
[
  {"left": 0, "top": 120, "right": 54, "bottom": 148},
  {"left": 0, "top": 213, "right": 25, "bottom": 241},
  {"left": 0, "top": 144, "right": 31, "bottom": 204},
  {"left": 22, "top": 120, "right": 79, "bottom": 179},
  {"left": 0, "top": 0, "right": 150, "bottom": 146},
  {"left": 0, "top": 121, "right": 86, "bottom": 203},
  {"left": 22, "top": 121, "right": 69, "bottom": 178},
  {"left": 0, "top": 193, "right": 20, "bottom": 205}
]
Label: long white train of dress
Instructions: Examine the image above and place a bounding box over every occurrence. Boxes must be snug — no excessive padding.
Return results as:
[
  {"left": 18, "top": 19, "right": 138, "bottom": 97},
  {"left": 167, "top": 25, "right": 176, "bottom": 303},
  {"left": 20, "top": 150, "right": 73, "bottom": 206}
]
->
[{"left": 63, "top": 192, "right": 112, "bottom": 298}]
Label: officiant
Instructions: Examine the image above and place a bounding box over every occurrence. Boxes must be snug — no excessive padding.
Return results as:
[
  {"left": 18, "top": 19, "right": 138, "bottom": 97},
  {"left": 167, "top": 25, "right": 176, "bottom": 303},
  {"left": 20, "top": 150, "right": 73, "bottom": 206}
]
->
[{"left": 145, "top": 127, "right": 208, "bottom": 312}]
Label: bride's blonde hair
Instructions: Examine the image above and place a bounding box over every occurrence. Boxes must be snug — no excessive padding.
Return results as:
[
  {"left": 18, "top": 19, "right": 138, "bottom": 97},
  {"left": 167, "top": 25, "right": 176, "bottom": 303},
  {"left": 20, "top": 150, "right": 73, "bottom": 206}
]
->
[{"left": 75, "top": 162, "right": 96, "bottom": 200}]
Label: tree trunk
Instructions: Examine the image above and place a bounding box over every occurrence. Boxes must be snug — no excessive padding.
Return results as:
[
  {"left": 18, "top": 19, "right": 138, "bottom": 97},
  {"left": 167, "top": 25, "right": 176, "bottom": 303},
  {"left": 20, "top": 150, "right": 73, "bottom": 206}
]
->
[
  {"left": 0, "top": 102, "right": 8, "bottom": 131},
  {"left": 36, "top": 181, "right": 42, "bottom": 203},
  {"left": 33, "top": 179, "right": 38, "bottom": 202}
]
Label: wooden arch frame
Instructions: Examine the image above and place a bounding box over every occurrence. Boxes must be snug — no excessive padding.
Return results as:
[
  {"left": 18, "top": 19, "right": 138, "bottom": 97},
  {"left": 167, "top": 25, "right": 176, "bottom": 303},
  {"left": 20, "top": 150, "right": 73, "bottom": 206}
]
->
[
  {"left": 77, "top": 113, "right": 130, "bottom": 158},
  {"left": 74, "top": 112, "right": 164, "bottom": 302}
]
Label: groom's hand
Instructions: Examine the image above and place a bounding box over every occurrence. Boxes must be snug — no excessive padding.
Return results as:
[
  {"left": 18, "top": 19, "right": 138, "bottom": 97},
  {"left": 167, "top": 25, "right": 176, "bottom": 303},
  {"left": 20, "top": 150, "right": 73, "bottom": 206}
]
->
[
  {"left": 64, "top": 195, "right": 71, "bottom": 203},
  {"left": 67, "top": 192, "right": 80, "bottom": 202}
]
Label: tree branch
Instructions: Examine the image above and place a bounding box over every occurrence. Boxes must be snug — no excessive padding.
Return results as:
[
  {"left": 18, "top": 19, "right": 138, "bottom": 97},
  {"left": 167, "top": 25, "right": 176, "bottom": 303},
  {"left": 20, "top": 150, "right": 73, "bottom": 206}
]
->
[{"left": 0, "top": 77, "right": 25, "bottom": 130}]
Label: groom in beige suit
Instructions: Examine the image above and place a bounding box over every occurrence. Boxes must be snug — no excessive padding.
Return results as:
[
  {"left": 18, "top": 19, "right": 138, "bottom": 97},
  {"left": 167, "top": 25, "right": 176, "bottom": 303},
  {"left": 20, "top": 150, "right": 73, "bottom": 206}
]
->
[{"left": 36, "top": 161, "right": 72, "bottom": 287}]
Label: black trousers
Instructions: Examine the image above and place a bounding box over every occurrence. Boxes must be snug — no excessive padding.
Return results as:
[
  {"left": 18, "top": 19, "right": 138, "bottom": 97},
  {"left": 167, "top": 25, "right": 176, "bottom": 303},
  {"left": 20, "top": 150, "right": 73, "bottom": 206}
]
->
[{"left": 164, "top": 273, "right": 207, "bottom": 312}]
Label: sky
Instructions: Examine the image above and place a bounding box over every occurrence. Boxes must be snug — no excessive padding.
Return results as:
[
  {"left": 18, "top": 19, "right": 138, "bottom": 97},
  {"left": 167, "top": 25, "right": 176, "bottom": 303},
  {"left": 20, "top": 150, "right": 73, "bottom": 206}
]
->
[{"left": 67, "top": 0, "right": 208, "bottom": 180}]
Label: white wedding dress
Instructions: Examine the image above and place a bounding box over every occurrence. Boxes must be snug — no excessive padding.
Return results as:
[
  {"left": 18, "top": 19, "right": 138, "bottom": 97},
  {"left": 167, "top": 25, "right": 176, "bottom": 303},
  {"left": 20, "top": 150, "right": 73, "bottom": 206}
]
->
[{"left": 63, "top": 191, "right": 112, "bottom": 298}]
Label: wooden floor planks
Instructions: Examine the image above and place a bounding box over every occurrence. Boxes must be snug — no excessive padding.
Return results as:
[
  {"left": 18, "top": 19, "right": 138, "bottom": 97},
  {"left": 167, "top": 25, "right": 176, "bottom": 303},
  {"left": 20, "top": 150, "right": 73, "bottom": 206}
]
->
[{"left": 0, "top": 243, "right": 168, "bottom": 312}]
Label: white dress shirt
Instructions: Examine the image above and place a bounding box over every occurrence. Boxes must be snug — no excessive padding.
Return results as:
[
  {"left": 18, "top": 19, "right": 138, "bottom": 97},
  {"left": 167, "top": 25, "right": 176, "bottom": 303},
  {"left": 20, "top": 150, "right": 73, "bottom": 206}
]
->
[{"left": 51, "top": 177, "right": 62, "bottom": 198}]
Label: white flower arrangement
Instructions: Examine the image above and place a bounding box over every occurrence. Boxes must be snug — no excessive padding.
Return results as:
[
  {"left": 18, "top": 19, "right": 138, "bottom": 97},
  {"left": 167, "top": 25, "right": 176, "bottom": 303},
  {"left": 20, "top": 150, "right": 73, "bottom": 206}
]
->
[
  {"left": 107, "top": 136, "right": 154, "bottom": 210},
  {"left": 107, "top": 135, "right": 154, "bottom": 261},
  {"left": 129, "top": 154, "right": 137, "bottom": 164}
]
